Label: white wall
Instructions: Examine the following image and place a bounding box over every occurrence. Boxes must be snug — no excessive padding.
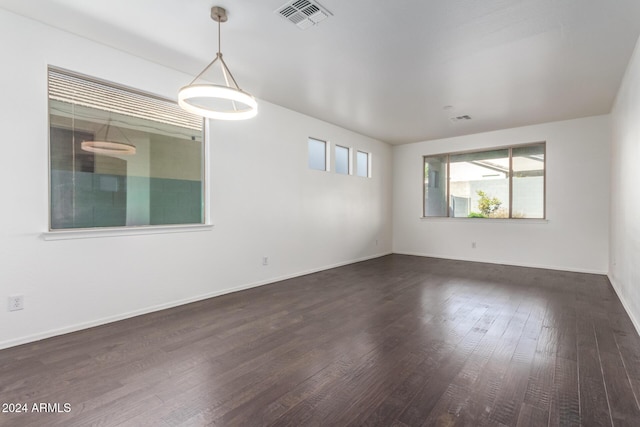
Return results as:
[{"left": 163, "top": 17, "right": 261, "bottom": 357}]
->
[
  {"left": 393, "top": 115, "right": 611, "bottom": 274},
  {"left": 610, "top": 36, "right": 640, "bottom": 332},
  {"left": 0, "top": 10, "right": 392, "bottom": 349}
]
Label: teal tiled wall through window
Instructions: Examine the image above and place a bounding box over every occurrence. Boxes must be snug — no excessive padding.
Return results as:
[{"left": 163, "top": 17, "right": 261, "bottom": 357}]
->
[
  {"left": 51, "top": 170, "right": 202, "bottom": 229},
  {"left": 150, "top": 177, "right": 202, "bottom": 225}
]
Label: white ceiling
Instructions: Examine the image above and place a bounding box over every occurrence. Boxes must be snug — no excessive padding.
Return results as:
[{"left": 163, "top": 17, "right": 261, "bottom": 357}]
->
[{"left": 2, "top": 0, "right": 640, "bottom": 145}]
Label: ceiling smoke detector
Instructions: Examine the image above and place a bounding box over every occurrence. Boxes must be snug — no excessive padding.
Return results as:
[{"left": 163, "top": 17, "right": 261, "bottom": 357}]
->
[
  {"left": 276, "top": 0, "right": 332, "bottom": 30},
  {"left": 450, "top": 115, "right": 472, "bottom": 123}
]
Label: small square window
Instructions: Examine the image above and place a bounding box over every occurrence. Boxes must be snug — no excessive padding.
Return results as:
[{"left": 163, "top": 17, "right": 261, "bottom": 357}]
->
[
  {"left": 356, "top": 150, "right": 370, "bottom": 177},
  {"left": 308, "top": 137, "right": 328, "bottom": 171},
  {"left": 335, "top": 145, "right": 350, "bottom": 175}
]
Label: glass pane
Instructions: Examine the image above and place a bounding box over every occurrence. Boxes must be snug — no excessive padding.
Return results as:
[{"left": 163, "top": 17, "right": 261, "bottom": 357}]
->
[
  {"left": 450, "top": 149, "right": 509, "bottom": 218},
  {"left": 424, "top": 155, "right": 448, "bottom": 217},
  {"left": 335, "top": 145, "right": 349, "bottom": 175},
  {"left": 512, "top": 143, "right": 545, "bottom": 218},
  {"left": 49, "top": 86, "right": 203, "bottom": 230},
  {"left": 308, "top": 138, "right": 326, "bottom": 171},
  {"left": 357, "top": 151, "right": 369, "bottom": 177}
]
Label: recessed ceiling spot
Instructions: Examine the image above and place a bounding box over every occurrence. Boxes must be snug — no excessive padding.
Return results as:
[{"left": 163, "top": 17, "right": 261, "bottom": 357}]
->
[{"left": 276, "top": 0, "right": 332, "bottom": 30}]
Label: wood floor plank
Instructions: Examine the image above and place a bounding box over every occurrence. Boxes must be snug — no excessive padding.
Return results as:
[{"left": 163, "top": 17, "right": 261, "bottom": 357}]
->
[
  {"left": 355, "top": 342, "right": 451, "bottom": 426},
  {"left": 523, "top": 351, "right": 554, "bottom": 414},
  {"left": 275, "top": 299, "right": 481, "bottom": 426},
  {"left": 516, "top": 402, "right": 549, "bottom": 427},
  {"left": 220, "top": 309, "right": 427, "bottom": 426},
  {"left": 396, "top": 326, "right": 488, "bottom": 425},
  {"left": 577, "top": 325, "right": 613, "bottom": 426},
  {"left": 598, "top": 351, "right": 640, "bottom": 426},
  {"left": 487, "top": 335, "right": 538, "bottom": 426},
  {"left": 418, "top": 328, "right": 502, "bottom": 426},
  {"left": 549, "top": 356, "right": 580, "bottom": 427},
  {"left": 355, "top": 303, "right": 495, "bottom": 426}
]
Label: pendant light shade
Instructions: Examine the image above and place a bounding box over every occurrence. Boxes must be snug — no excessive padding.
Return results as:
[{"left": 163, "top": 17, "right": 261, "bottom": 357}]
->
[
  {"left": 81, "top": 122, "right": 136, "bottom": 156},
  {"left": 178, "top": 6, "right": 257, "bottom": 120},
  {"left": 81, "top": 140, "right": 136, "bottom": 155}
]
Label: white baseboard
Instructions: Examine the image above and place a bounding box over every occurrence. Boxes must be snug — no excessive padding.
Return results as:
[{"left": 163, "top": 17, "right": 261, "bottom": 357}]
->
[
  {"left": 392, "top": 251, "right": 608, "bottom": 275},
  {"left": 0, "top": 252, "right": 392, "bottom": 350},
  {"left": 608, "top": 274, "right": 640, "bottom": 337}
]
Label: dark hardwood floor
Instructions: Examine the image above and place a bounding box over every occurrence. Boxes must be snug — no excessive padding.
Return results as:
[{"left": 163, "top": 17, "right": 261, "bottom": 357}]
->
[{"left": 2, "top": 255, "right": 640, "bottom": 426}]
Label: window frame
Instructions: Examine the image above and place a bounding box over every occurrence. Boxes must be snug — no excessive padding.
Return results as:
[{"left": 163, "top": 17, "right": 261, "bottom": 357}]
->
[
  {"left": 46, "top": 66, "right": 209, "bottom": 235},
  {"left": 422, "top": 142, "right": 546, "bottom": 219}
]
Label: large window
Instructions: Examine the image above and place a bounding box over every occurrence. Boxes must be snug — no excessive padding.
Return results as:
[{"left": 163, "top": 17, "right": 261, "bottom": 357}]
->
[
  {"left": 48, "top": 68, "right": 205, "bottom": 230},
  {"left": 423, "top": 142, "right": 545, "bottom": 219}
]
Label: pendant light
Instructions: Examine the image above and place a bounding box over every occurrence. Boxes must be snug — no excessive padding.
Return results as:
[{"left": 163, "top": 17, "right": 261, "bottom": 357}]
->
[
  {"left": 178, "top": 6, "right": 257, "bottom": 120},
  {"left": 81, "top": 122, "right": 136, "bottom": 156}
]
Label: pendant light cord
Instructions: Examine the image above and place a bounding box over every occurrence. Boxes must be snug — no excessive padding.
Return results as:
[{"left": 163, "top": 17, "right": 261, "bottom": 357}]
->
[
  {"left": 177, "top": 6, "right": 258, "bottom": 120},
  {"left": 218, "top": 15, "right": 221, "bottom": 56},
  {"left": 187, "top": 9, "right": 241, "bottom": 90}
]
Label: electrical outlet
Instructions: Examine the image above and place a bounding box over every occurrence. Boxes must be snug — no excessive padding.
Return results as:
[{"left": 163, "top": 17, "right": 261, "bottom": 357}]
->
[
  {"left": 262, "top": 256, "right": 269, "bottom": 266},
  {"left": 8, "top": 295, "right": 24, "bottom": 311},
  {"left": 471, "top": 242, "right": 477, "bottom": 249}
]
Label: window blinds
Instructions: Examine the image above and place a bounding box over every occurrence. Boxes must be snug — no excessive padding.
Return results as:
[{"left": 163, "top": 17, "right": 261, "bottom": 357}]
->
[{"left": 48, "top": 68, "right": 202, "bottom": 131}]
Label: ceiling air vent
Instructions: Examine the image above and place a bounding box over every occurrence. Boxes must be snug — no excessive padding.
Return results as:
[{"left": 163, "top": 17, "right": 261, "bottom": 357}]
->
[
  {"left": 450, "top": 115, "right": 472, "bottom": 123},
  {"left": 276, "top": 0, "right": 332, "bottom": 30}
]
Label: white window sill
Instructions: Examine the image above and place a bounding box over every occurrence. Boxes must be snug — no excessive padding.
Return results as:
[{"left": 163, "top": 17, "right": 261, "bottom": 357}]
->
[
  {"left": 420, "top": 217, "right": 548, "bottom": 224},
  {"left": 41, "top": 224, "right": 214, "bottom": 241}
]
